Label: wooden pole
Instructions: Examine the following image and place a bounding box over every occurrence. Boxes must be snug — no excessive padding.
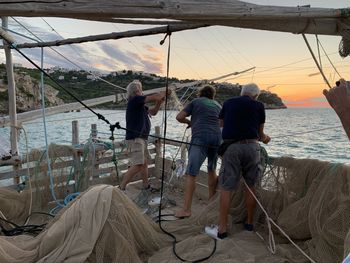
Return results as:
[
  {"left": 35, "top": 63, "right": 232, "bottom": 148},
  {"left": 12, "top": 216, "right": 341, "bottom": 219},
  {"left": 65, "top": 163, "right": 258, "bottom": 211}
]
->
[
  {"left": 72, "top": 120, "right": 79, "bottom": 145},
  {"left": 0, "top": 1, "right": 346, "bottom": 20},
  {"left": 0, "top": 94, "right": 116, "bottom": 128},
  {"left": 0, "top": 2, "right": 347, "bottom": 39},
  {"left": 91, "top": 124, "right": 97, "bottom": 140},
  {"left": 2, "top": 17, "right": 19, "bottom": 157},
  {"left": 5, "top": 24, "right": 206, "bottom": 49},
  {"left": 154, "top": 126, "right": 161, "bottom": 178}
]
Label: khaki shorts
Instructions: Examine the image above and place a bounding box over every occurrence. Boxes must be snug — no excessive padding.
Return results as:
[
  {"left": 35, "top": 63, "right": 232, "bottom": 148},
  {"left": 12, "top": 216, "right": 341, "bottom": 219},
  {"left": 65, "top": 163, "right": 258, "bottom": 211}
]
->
[
  {"left": 126, "top": 138, "right": 151, "bottom": 166},
  {"left": 219, "top": 142, "right": 261, "bottom": 191}
]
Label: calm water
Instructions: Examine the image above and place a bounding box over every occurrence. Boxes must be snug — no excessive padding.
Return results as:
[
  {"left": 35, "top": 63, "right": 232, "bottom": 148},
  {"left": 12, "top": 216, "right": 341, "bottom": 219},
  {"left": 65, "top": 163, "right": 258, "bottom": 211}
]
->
[{"left": 0, "top": 108, "right": 349, "bottom": 165}]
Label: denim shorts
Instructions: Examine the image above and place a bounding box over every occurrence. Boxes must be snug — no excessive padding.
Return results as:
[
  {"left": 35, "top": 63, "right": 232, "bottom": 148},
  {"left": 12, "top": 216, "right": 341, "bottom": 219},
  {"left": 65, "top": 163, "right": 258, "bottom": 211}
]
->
[
  {"left": 218, "top": 142, "right": 261, "bottom": 191},
  {"left": 186, "top": 134, "right": 221, "bottom": 176}
]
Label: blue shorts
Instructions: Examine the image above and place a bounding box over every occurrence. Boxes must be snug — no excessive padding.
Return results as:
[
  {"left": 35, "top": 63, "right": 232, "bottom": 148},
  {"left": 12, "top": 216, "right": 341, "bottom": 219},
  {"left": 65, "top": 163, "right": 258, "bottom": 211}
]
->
[
  {"left": 219, "top": 142, "right": 261, "bottom": 191},
  {"left": 186, "top": 134, "right": 221, "bottom": 176}
]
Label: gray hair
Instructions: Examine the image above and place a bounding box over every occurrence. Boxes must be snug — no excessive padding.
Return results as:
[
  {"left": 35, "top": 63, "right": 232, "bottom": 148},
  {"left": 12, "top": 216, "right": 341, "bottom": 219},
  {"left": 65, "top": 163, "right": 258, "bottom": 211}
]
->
[
  {"left": 241, "top": 83, "right": 260, "bottom": 98},
  {"left": 126, "top": 80, "right": 142, "bottom": 99}
]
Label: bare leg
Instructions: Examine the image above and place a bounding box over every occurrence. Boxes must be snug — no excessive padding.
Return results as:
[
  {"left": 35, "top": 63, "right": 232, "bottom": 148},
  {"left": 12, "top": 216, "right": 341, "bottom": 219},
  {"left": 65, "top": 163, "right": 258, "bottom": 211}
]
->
[
  {"left": 207, "top": 170, "right": 218, "bottom": 199},
  {"left": 141, "top": 161, "right": 149, "bottom": 188},
  {"left": 245, "top": 186, "right": 256, "bottom": 225},
  {"left": 218, "top": 190, "right": 231, "bottom": 234},
  {"left": 175, "top": 175, "right": 195, "bottom": 218},
  {"left": 120, "top": 164, "right": 143, "bottom": 190}
]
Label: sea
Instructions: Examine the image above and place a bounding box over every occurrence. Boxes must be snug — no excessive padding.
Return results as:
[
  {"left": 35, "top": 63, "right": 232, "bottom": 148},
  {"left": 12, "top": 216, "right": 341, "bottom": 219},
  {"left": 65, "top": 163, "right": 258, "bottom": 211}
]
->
[{"left": 0, "top": 107, "right": 349, "bottom": 165}]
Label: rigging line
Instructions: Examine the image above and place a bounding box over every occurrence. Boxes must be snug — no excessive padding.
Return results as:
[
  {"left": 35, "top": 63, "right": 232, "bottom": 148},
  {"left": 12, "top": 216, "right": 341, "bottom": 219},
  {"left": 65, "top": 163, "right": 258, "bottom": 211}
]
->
[
  {"left": 39, "top": 47, "right": 64, "bottom": 208},
  {"left": 316, "top": 35, "right": 322, "bottom": 70},
  {"left": 161, "top": 67, "right": 247, "bottom": 125},
  {"left": 0, "top": 27, "right": 39, "bottom": 42},
  {"left": 8, "top": 42, "right": 112, "bottom": 126},
  {"left": 172, "top": 49, "right": 203, "bottom": 79},
  {"left": 316, "top": 37, "right": 342, "bottom": 79},
  {"left": 41, "top": 17, "right": 91, "bottom": 66},
  {"left": 273, "top": 125, "right": 343, "bottom": 139},
  {"left": 17, "top": 126, "right": 33, "bottom": 221},
  {"left": 251, "top": 67, "right": 255, "bottom": 82},
  {"left": 39, "top": 18, "right": 126, "bottom": 90},
  {"left": 252, "top": 51, "right": 339, "bottom": 76},
  {"left": 250, "top": 65, "right": 338, "bottom": 78},
  {"left": 157, "top": 29, "right": 217, "bottom": 263},
  {"left": 196, "top": 30, "right": 234, "bottom": 69},
  {"left": 110, "top": 23, "right": 146, "bottom": 66},
  {"left": 217, "top": 27, "right": 254, "bottom": 66},
  {"left": 208, "top": 28, "right": 244, "bottom": 68},
  {"left": 11, "top": 17, "right": 126, "bottom": 91},
  {"left": 24, "top": 111, "right": 117, "bottom": 124},
  {"left": 302, "top": 34, "right": 332, "bottom": 89},
  {"left": 177, "top": 33, "right": 221, "bottom": 75}
]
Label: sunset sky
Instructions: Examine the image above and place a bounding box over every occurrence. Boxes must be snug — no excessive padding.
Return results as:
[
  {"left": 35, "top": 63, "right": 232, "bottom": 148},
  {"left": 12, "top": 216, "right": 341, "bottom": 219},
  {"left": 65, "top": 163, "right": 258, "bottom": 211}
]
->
[{"left": 1, "top": 0, "right": 349, "bottom": 108}]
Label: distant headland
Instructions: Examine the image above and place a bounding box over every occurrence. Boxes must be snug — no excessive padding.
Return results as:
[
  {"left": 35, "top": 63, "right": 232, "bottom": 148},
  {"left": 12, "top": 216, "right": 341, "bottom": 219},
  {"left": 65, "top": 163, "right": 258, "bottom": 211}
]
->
[{"left": 0, "top": 65, "right": 286, "bottom": 115}]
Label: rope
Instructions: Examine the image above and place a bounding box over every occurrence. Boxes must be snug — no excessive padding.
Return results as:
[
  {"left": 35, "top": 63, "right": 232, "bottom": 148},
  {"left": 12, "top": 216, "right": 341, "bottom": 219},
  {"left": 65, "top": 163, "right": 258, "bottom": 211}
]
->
[
  {"left": 273, "top": 125, "right": 343, "bottom": 138},
  {"left": 18, "top": 126, "right": 33, "bottom": 221},
  {"left": 302, "top": 34, "right": 332, "bottom": 89},
  {"left": 39, "top": 47, "right": 64, "bottom": 208},
  {"left": 316, "top": 36, "right": 342, "bottom": 79},
  {"left": 242, "top": 181, "right": 316, "bottom": 263},
  {"left": 156, "top": 29, "right": 217, "bottom": 263}
]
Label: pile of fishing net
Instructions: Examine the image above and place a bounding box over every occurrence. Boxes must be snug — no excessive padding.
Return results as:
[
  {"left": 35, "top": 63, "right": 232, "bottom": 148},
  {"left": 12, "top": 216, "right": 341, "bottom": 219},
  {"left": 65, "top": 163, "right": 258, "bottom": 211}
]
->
[
  {"left": 0, "top": 185, "right": 169, "bottom": 262},
  {"left": 0, "top": 156, "right": 349, "bottom": 262}
]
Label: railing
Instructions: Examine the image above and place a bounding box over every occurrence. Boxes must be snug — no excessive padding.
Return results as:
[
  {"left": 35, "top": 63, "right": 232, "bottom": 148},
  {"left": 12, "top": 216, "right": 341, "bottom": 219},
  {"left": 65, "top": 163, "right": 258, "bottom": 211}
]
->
[{"left": 0, "top": 121, "right": 192, "bottom": 196}]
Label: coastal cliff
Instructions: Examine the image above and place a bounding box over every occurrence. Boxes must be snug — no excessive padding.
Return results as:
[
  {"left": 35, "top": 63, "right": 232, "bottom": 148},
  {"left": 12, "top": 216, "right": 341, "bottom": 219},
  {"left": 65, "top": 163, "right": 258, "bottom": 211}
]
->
[{"left": 0, "top": 67, "right": 64, "bottom": 115}]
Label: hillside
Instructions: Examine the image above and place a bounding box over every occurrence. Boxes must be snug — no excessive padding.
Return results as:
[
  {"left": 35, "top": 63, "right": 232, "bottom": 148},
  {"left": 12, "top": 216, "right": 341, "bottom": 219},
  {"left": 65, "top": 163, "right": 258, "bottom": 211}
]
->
[{"left": 0, "top": 65, "right": 286, "bottom": 115}]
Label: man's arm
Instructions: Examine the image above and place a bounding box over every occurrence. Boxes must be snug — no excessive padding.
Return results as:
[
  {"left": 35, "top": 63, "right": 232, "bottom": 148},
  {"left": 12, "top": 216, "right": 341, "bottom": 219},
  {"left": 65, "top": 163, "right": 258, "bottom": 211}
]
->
[
  {"left": 145, "top": 91, "right": 169, "bottom": 116},
  {"left": 219, "top": 119, "right": 224, "bottom": 128},
  {"left": 148, "top": 99, "right": 163, "bottom": 116},
  {"left": 176, "top": 110, "right": 191, "bottom": 127},
  {"left": 258, "top": 124, "right": 270, "bottom": 144},
  {"left": 323, "top": 78, "right": 350, "bottom": 139}
]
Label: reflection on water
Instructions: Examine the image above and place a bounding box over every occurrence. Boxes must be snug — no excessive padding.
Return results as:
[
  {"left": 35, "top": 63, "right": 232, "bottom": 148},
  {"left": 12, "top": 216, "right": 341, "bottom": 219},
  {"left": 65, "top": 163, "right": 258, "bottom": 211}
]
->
[{"left": 0, "top": 108, "right": 348, "bottom": 164}]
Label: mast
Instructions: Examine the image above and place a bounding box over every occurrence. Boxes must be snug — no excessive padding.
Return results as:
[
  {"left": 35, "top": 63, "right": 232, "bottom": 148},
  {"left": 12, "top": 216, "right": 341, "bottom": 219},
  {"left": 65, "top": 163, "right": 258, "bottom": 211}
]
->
[{"left": 1, "top": 17, "right": 19, "bottom": 157}]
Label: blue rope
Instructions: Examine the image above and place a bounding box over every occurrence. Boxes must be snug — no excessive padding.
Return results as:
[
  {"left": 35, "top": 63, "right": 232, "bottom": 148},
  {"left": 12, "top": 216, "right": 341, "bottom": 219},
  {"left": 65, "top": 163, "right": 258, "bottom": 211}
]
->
[
  {"left": 64, "top": 192, "right": 80, "bottom": 205},
  {"left": 39, "top": 47, "right": 64, "bottom": 208}
]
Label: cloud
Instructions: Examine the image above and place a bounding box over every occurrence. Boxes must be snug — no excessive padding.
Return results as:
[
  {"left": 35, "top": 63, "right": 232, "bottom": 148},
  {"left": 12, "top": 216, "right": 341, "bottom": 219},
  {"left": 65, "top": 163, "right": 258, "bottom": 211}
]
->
[
  {"left": 98, "top": 42, "right": 143, "bottom": 68},
  {"left": 3, "top": 18, "right": 164, "bottom": 74},
  {"left": 98, "top": 42, "right": 163, "bottom": 73},
  {"left": 143, "top": 44, "right": 159, "bottom": 53}
]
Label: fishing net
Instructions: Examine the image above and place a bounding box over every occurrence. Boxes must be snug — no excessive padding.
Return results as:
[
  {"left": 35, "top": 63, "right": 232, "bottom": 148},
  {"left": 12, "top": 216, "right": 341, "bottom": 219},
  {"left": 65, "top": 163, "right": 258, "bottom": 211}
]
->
[
  {"left": 0, "top": 185, "right": 170, "bottom": 263},
  {"left": 150, "top": 157, "right": 350, "bottom": 263},
  {"left": 0, "top": 153, "right": 349, "bottom": 262}
]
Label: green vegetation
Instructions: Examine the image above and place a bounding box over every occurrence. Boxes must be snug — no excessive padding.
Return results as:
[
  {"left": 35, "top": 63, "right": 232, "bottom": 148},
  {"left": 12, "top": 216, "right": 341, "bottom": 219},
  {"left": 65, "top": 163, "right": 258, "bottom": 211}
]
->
[
  {"left": 0, "top": 90, "right": 8, "bottom": 100},
  {"left": 0, "top": 64, "right": 286, "bottom": 111}
]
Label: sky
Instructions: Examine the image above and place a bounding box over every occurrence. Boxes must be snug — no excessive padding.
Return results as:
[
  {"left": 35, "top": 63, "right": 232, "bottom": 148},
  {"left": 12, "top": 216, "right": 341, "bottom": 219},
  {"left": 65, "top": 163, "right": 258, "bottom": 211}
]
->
[{"left": 1, "top": 0, "right": 349, "bottom": 108}]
